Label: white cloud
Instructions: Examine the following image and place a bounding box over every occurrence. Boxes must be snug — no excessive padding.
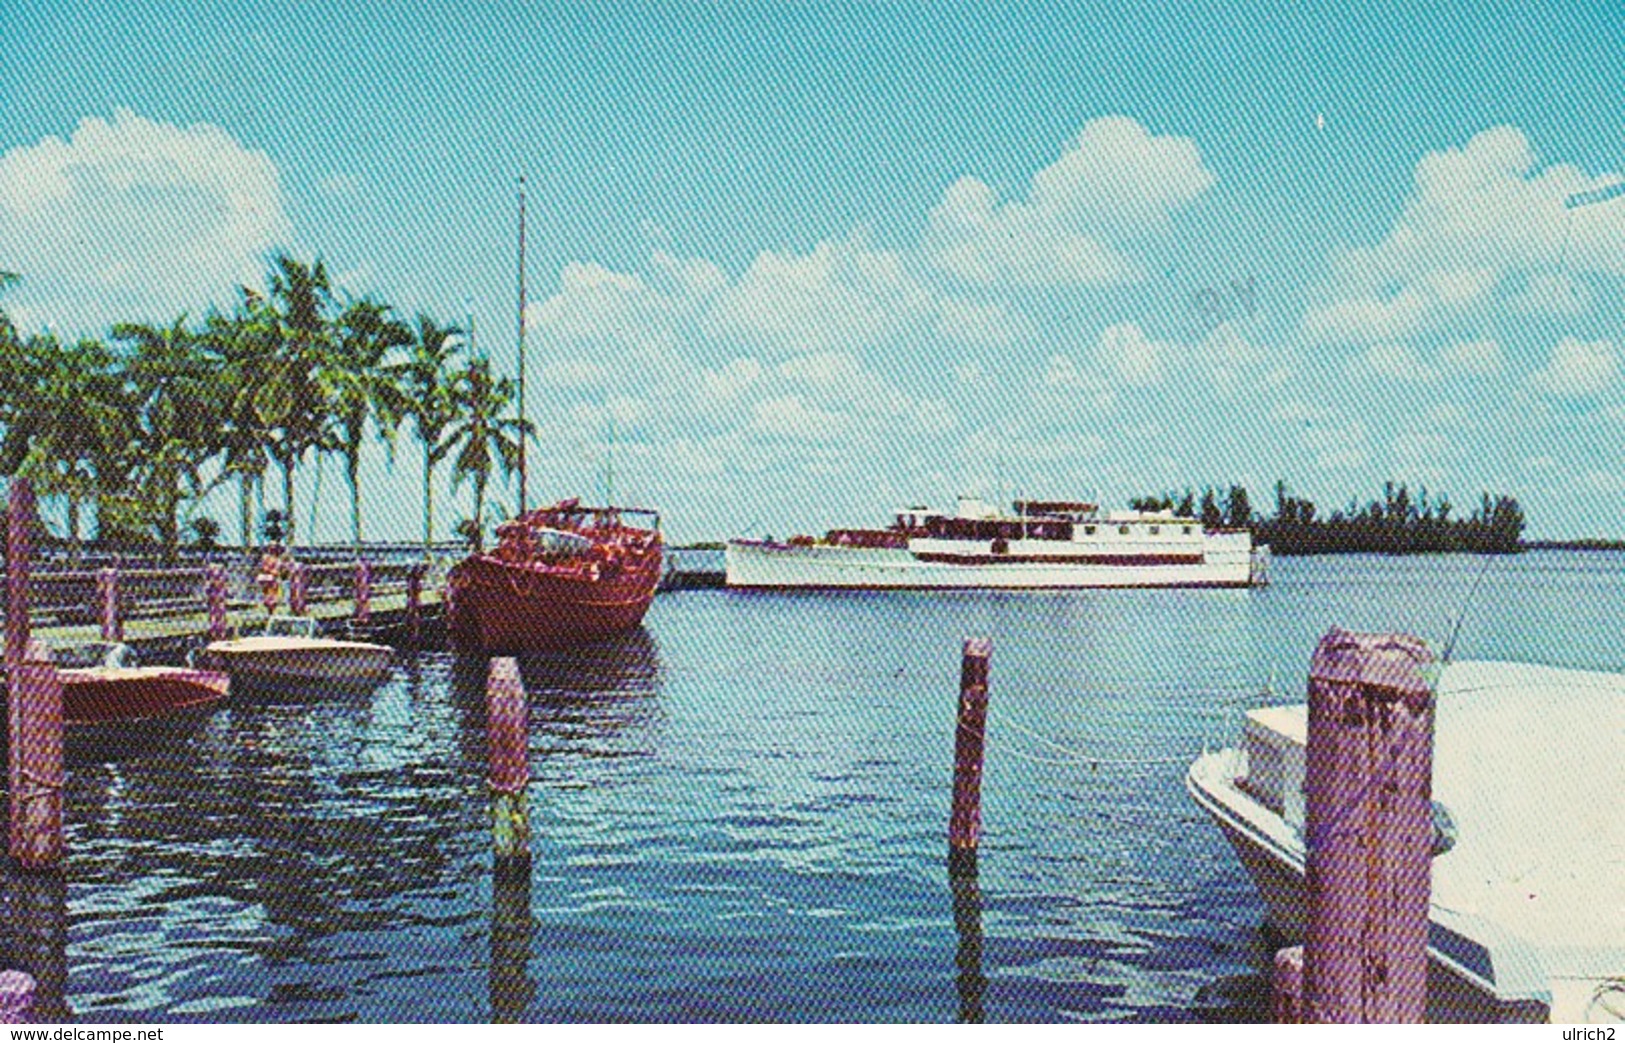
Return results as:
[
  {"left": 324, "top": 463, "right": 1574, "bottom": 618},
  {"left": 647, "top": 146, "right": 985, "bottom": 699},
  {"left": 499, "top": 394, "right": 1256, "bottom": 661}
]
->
[
  {"left": 538, "top": 357, "right": 610, "bottom": 387},
  {"left": 750, "top": 395, "right": 850, "bottom": 441},
  {"left": 933, "top": 296, "right": 1033, "bottom": 345},
  {"left": 923, "top": 116, "right": 1213, "bottom": 287},
  {"left": 699, "top": 357, "right": 762, "bottom": 402},
  {"left": 777, "top": 351, "right": 862, "bottom": 387},
  {"left": 1358, "top": 343, "right": 1439, "bottom": 383},
  {"left": 1306, "top": 126, "right": 1625, "bottom": 342},
  {"left": 1440, "top": 338, "right": 1503, "bottom": 375},
  {"left": 1093, "top": 321, "right": 1171, "bottom": 386},
  {"left": 1529, "top": 337, "right": 1617, "bottom": 397},
  {"left": 0, "top": 109, "right": 291, "bottom": 334},
  {"left": 1041, "top": 354, "right": 1116, "bottom": 412}
]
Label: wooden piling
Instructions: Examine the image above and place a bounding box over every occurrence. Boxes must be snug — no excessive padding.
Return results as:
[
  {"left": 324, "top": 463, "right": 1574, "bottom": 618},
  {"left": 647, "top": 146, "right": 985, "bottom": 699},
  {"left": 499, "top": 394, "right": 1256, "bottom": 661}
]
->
[
  {"left": 288, "top": 562, "right": 308, "bottom": 616},
  {"left": 1303, "top": 628, "right": 1435, "bottom": 1023},
  {"left": 487, "top": 656, "right": 530, "bottom": 870},
  {"left": 1273, "top": 945, "right": 1304, "bottom": 1023},
  {"left": 405, "top": 564, "right": 424, "bottom": 645},
  {"left": 8, "top": 639, "right": 65, "bottom": 869},
  {"left": 97, "top": 567, "right": 122, "bottom": 643},
  {"left": 0, "top": 970, "right": 34, "bottom": 1024},
  {"left": 354, "top": 559, "right": 372, "bottom": 625},
  {"left": 948, "top": 637, "right": 991, "bottom": 874},
  {"left": 206, "top": 564, "right": 229, "bottom": 640},
  {"left": 6, "top": 478, "right": 33, "bottom": 683}
]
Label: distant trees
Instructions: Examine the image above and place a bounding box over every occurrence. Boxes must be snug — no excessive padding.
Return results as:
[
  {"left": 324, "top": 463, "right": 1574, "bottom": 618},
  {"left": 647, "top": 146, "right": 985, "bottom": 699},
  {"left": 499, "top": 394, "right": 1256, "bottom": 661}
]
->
[{"left": 1128, "top": 479, "right": 1526, "bottom": 554}]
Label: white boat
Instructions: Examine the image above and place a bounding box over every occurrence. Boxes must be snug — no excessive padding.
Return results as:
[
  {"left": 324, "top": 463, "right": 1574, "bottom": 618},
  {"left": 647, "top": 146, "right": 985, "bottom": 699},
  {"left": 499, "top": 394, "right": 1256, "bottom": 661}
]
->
[
  {"left": 726, "top": 497, "right": 1267, "bottom": 589},
  {"left": 195, "top": 615, "right": 395, "bottom": 693},
  {"left": 1187, "top": 660, "right": 1625, "bottom": 1023}
]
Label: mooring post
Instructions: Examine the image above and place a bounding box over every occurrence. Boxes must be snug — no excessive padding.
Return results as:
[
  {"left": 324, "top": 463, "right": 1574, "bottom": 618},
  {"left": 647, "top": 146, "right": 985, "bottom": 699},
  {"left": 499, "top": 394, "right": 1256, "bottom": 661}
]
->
[
  {"left": 288, "top": 562, "right": 308, "bottom": 616},
  {"left": 1303, "top": 628, "right": 1435, "bottom": 1023},
  {"left": 354, "top": 559, "right": 372, "bottom": 625},
  {"left": 405, "top": 564, "right": 424, "bottom": 646},
  {"left": 97, "top": 566, "right": 122, "bottom": 643},
  {"left": 9, "top": 639, "right": 65, "bottom": 869},
  {"left": 205, "top": 564, "right": 229, "bottom": 640},
  {"left": 948, "top": 637, "right": 992, "bottom": 875},
  {"left": 487, "top": 656, "right": 530, "bottom": 871},
  {"left": 1273, "top": 945, "right": 1305, "bottom": 1023},
  {"left": 6, "top": 478, "right": 33, "bottom": 686},
  {"left": 0, "top": 970, "right": 34, "bottom": 1024}
]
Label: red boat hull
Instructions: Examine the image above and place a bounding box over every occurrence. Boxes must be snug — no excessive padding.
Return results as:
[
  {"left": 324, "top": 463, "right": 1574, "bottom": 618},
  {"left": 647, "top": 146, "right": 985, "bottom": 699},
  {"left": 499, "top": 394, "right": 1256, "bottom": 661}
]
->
[
  {"left": 59, "top": 667, "right": 230, "bottom": 726},
  {"left": 447, "top": 552, "right": 661, "bottom": 654}
]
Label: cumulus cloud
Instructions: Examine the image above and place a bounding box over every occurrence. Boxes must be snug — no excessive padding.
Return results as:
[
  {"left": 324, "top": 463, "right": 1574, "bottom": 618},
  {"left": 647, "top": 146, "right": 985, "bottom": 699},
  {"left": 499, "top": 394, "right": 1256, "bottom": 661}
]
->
[
  {"left": 0, "top": 109, "right": 291, "bottom": 334},
  {"left": 1093, "top": 321, "right": 1172, "bottom": 386},
  {"left": 923, "top": 116, "right": 1213, "bottom": 287},
  {"left": 750, "top": 395, "right": 850, "bottom": 441},
  {"left": 1305, "top": 126, "right": 1625, "bottom": 343},
  {"left": 1440, "top": 338, "right": 1503, "bottom": 375},
  {"left": 1528, "top": 336, "right": 1617, "bottom": 397}
]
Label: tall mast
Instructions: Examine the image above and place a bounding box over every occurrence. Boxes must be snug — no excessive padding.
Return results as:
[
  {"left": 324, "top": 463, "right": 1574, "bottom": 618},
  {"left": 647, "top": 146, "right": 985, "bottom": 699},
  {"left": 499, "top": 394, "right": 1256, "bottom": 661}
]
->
[{"left": 516, "top": 175, "right": 528, "bottom": 516}]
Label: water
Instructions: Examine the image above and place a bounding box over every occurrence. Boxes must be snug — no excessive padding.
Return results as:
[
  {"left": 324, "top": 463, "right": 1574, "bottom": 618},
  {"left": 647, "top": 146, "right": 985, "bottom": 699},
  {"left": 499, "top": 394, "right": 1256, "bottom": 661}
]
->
[{"left": 3, "top": 551, "right": 1622, "bottom": 1022}]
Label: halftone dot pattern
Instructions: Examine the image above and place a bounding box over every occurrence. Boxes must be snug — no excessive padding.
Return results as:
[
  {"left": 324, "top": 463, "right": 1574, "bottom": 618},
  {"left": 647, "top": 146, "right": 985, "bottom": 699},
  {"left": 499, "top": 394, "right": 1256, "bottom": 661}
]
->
[{"left": 2, "top": 0, "right": 1623, "bottom": 1024}]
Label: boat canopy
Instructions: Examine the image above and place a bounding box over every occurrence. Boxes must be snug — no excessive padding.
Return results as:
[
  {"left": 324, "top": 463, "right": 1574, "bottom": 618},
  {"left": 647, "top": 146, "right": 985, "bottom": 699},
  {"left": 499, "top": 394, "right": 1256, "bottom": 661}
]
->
[
  {"left": 57, "top": 641, "right": 140, "bottom": 669},
  {"left": 262, "top": 615, "right": 319, "bottom": 639}
]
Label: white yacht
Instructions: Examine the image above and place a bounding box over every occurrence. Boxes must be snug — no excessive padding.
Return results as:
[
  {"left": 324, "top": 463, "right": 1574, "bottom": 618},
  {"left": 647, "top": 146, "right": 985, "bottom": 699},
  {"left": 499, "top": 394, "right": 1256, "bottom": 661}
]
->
[
  {"left": 1187, "top": 659, "right": 1625, "bottom": 1023},
  {"left": 194, "top": 615, "right": 395, "bottom": 693},
  {"left": 726, "top": 497, "right": 1267, "bottom": 589}
]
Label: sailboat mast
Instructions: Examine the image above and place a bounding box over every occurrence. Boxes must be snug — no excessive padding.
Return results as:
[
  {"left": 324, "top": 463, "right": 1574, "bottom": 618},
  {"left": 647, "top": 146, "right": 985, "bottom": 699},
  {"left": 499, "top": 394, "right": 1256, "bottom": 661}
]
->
[{"left": 516, "top": 175, "right": 528, "bottom": 516}]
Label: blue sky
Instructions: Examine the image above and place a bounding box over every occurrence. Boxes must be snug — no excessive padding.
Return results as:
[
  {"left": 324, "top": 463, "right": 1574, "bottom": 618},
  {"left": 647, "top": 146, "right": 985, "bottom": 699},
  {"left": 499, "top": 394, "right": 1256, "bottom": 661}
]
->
[{"left": 2, "top": 1, "right": 1623, "bottom": 542}]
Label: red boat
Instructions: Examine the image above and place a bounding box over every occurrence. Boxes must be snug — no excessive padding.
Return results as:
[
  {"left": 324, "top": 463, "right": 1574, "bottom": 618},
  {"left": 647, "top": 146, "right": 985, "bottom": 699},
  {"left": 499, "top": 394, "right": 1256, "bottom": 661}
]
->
[
  {"left": 56, "top": 642, "right": 230, "bottom": 726},
  {"left": 446, "top": 499, "right": 664, "bottom": 654}
]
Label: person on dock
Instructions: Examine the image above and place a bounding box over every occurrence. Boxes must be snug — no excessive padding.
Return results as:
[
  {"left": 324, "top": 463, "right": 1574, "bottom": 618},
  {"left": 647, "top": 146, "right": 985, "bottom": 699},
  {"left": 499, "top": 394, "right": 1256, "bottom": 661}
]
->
[{"left": 257, "top": 544, "right": 288, "bottom": 616}]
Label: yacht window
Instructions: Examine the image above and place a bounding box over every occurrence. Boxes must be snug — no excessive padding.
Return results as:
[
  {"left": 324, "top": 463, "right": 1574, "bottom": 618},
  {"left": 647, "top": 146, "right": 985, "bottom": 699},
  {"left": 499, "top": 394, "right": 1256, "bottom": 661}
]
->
[
  {"left": 1183, "top": 525, "right": 1193, "bottom": 535},
  {"left": 1118, "top": 525, "right": 1130, "bottom": 536},
  {"left": 1084, "top": 525, "right": 1097, "bottom": 535},
  {"left": 1149, "top": 525, "right": 1160, "bottom": 535},
  {"left": 1430, "top": 801, "right": 1458, "bottom": 858}
]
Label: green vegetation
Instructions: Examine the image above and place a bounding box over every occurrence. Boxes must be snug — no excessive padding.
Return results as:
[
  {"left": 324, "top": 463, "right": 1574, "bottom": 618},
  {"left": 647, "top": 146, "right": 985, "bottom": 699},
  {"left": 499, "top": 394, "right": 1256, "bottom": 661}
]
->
[
  {"left": 0, "top": 258, "right": 532, "bottom": 560},
  {"left": 1130, "top": 480, "right": 1526, "bottom": 555}
]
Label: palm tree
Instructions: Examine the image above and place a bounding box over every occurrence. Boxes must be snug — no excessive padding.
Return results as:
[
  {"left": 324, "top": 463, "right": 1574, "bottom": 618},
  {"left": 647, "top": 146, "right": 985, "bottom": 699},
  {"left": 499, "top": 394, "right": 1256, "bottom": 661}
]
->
[
  {"left": 445, "top": 353, "right": 529, "bottom": 550},
  {"left": 114, "top": 315, "right": 219, "bottom": 560},
  {"left": 392, "top": 314, "right": 463, "bottom": 554},
  {"left": 0, "top": 333, "right": 128, "bottom": 561},
  {"left": 329, "top": 298, "right": 413, "bottom": 553},
  {"left": 201, "top": 299, "right": 276, "bottom": 548},
  {"left": 259, "top": 254, "right": 337, "bottom": 547}
]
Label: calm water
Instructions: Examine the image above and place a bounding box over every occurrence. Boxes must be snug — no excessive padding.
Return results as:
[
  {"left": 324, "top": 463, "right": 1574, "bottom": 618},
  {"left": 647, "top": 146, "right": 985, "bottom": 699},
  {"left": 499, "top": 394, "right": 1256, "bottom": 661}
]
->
[{"left": 3, "top": 551, "right": 1622, "bottom": 1023}]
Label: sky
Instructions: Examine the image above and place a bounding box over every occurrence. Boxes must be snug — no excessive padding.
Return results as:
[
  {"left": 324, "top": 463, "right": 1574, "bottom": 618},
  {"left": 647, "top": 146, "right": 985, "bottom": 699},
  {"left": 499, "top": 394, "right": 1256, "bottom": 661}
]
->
[{"left": 1, "top": 0, "right": 1623, "bottom": 543}]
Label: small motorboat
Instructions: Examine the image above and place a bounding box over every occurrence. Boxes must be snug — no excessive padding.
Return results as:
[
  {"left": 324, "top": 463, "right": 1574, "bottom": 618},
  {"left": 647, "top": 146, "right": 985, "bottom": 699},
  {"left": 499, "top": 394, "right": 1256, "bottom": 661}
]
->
[
  {"left": 56, "top": 641, "right": 230, "bottom": 726},
  {"left": 1188, "top": 659, "right": 1625, "bottom": 1023},
  {"left": 194, "top": 615, "right": 395, "bottom": 693}
]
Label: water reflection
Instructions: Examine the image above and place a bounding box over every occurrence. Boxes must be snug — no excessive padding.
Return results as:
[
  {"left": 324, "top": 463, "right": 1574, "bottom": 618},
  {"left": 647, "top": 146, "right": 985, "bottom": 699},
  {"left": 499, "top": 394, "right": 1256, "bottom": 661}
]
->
[
  {"left": 950, "top": 869, "right": 987, "bottom": 1024},
  {"left": 489, "top": 864, "right": 535, "bottom": 1023},
  {"left": 0, "top": 868, "right": 71, "bottom": 1022}
]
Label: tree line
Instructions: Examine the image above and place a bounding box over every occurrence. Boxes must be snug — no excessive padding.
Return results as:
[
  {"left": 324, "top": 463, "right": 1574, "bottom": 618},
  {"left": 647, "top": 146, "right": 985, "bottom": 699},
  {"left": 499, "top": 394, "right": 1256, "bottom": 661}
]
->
[
  {"left": 1129, "top": 480, "right": 1526, "bottom": 554},
  {"left": 0, "top": 257, "right": 529, "bottom": 562}
]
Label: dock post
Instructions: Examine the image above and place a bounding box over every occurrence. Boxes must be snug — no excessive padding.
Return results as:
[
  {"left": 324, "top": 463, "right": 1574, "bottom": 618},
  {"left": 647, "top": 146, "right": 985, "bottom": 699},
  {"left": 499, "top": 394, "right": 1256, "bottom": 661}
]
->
[
  {"left": 1303, "top": 628, "right": 1434, "bottom": 1023},
  {"left": 354, "top": 559, "right": 372, "bottom": 625},
  {"left": 1273, "top": 945, "right": 1304, "bottom": 1023},
  {"left": 288, "top": 562, "right": 308, "bottom": 616},
  {"left": 0, "top": 970, "right": 34, "bottom": 1024},
  {"left": 487, "top": 657, "right": 530, "bottom": 871},
  {"left": 948, "top": 637, "right": 992, "bottom": 875},
  {"left": 405, "top": 564, "right": 424, "bottom": 646},
  {"left": 97, "top": 567, "right": 122, "bottom": 642},
  {"left": 206, "top": 564, "right": 229, "bottom": 640},
  {"left": 6, "top": 478, "right": 33, "bottom": 686},
  {"left": 8, "top": 640, "right": 65, "bottom": 869}
]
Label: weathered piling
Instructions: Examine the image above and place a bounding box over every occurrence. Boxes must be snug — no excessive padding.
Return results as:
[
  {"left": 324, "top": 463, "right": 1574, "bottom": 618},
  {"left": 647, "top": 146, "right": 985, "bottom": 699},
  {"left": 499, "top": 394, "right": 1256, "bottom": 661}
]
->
[
  {"left": 0, "top": 970, "right": 33, "bottom": 1024},
  {"left": 8, "top": 640, "right": 65, "bottom": 869},
  {"left": 948, "top": 637, "right": 992, "bottom": 875},
  {"left": 97, "top": 567, "right": 122, "bottom": 643},
  {"left": 950, "top": 869, "right": 987, "bottom": 1023},
  {"left": 6, "top": 478, "right": 33, "bottom": 682},
  {"left": 206, "top": 564, "right": 229, "bottom": 640},
  {"left": 405, "top": 564, "right": 424, "bottom": 645},
  {"left": 289, "top": 562, "right": 309, "bottom": 616},
  {"left": 354, "top": 559, "right": 372, "bottom": 625},
  {"left": 1301, "top": 628, "right": 1435, "bottom": 1023},
  {"left": 489, "top": 850, "right": 536, "bottom": 1023},
  {"left": 487, "top": 656, "right": 530, "bottom": 871},
  {"left": 1273, "top": 945, "right": 1305, "bottom": 1023},
  {"left": 0, "top": 867, "right": 70, "bottom": 1022}
]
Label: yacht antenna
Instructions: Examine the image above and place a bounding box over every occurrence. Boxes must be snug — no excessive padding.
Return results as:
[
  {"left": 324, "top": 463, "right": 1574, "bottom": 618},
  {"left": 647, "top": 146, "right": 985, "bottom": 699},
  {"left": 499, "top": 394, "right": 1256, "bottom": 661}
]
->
[
  {"left": 1442, "top": 555, "right": 1495, "bottom": 663},
  {"left": 516, "top": 175, "right": 528, "bottom": 516}
]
